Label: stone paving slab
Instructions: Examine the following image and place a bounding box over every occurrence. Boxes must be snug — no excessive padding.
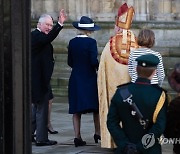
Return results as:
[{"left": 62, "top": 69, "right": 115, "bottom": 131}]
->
[{"left": 32, "top": 103, "right": 174, "bottom": 154}]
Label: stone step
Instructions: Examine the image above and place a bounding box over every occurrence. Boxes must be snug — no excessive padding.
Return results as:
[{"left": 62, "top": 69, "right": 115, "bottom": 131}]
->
[
  {"left": 50, "top": 73, "right": 69, "bottom": 98},
  {"left": 54, "top": 53, "right": 68, "bottom": 62},
  {"left": 51, "top": 73, "right": 178, "bottom": 98},
  {"left": 51, "top": 79, "right": 178, "bottom": 102},
  {"left": 53, "top": 64, "right": 71, "bottom": 73},
  {"left": 52, "top": 55, "right": 178, "bottom": 77},
  {"left": 52, "top": 86, "right": 68, "bottom": 97},
  {"left": 52, "top": 43, "right": 180, "bottom": 55},
  {"left": 50, "top": 46, "right": 180, "bottom": 99},
  {"left": 53, "top": 96, "right": 68, "bottom": 104},
  {"left": 51, "top": 75, "right": 69, "bottom": 87}
]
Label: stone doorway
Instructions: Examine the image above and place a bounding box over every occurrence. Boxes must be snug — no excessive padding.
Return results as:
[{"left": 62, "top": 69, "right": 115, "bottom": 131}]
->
[{"left": 0, "top": 0, "right": 31, "bottom": 154}]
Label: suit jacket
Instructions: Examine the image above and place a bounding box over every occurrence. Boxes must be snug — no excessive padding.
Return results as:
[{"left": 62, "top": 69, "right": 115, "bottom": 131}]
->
[
  {"left": 31, "top": 23, "right": 63, "bottom": 103},
  {"left": 107, "top": 78, "right": 168, "bottom": 154}
]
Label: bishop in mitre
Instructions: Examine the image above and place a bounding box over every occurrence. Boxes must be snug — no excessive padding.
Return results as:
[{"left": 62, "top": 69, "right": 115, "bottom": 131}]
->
[{"left": 98, "top": 3, "right": 139, "bottom": 148}]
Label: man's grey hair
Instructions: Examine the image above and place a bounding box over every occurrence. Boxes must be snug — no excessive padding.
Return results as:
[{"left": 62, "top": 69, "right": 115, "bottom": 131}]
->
[{"left": 38, "top": 14, "right": 53, "bottom": 23}]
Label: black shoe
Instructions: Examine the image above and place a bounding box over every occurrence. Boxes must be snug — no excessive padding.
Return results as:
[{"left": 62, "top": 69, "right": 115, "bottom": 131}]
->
[
  {"left": 36, "top": 140, "right": 57, "bottom": 146},
  {"left": 74, "top": 138, "right": 86, "bottom": 147},
  {"left": 94, "top": 134, "right": 101, "bottom": 143},
  {"left": 48, "top": 128, "right": 58, "bottom": 134},
  {"left": 32, "top": 137, "right": 36, "bottom": 143},
  {"left": 32, "top": 134, "right": 36, "bottom": 143}
]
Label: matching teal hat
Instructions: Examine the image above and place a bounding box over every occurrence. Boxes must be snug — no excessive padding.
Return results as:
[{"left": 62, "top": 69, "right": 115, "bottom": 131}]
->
[{"left": 135, "top": 54, "right": 159, "bottom": 67}]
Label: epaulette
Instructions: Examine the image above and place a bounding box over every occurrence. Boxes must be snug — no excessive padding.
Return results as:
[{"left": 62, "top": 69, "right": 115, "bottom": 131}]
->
[
  {"left": 152, "top": 85, "right": 171, "bottom": 104},
  {"left": 152, "top": 84, "right": 167, "bottom": 92},
  {"left": 117, "top": 82, "right": 131, "bottom": 88}
]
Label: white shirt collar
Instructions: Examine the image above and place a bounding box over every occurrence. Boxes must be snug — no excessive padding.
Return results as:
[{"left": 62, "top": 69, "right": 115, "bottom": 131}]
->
[
  {"left": 37, "top": 28, "right": 41, "bottom": 32},
  {"left": 76, "top": 34, "right": 88, "bottom": 38}
]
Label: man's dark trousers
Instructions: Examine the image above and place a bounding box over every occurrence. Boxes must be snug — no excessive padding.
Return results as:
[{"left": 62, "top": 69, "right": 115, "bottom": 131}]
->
[{"left": 32, "top": 91, "right": 49, "bottom": 141}]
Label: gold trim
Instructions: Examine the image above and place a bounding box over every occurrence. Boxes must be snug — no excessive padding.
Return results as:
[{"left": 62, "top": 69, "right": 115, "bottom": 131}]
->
[
  {"left": 116, "top": 7, "right": 134, "bottom": 29},
  {"left": 153, "top": 91, "right": 166, "bottom": 123},
  {"left": 110, "top": 30, "right": 138, "bottom": 64}
]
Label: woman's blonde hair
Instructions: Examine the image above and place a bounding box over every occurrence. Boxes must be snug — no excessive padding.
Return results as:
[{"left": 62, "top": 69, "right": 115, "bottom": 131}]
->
[{"left": 78, "top": 30, "right": 92, "bottom": 36}]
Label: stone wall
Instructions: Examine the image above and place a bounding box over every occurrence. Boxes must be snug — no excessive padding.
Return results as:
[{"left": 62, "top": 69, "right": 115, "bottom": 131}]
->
[{"left": 31, "top": 0, "right": 180, "bottom": 21}]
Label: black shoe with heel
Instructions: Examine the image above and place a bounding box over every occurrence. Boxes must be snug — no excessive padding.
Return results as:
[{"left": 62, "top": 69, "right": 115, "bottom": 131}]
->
[
  {"left": 94, "top": 134, "right": 101, "bottom": 143},
  {"left": 48, "top": 128, "right": 58, "bottom": 134},
  {"left": 74, "top": 138, "right": 86, "bottom": 147}
]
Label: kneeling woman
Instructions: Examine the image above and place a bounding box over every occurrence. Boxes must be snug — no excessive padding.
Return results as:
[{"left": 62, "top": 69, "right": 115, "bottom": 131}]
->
[{"left": 67, "top": 16, "right": 101, "bottom": 147}]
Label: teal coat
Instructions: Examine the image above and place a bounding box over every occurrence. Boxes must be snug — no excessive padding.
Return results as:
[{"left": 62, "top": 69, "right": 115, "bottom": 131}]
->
[{"left": 107, "top": 78, "right": 168, "bottom": 154}]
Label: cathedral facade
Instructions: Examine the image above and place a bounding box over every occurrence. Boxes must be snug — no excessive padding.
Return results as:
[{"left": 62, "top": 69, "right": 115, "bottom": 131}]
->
[{"left": 31, "top": 0, "right": 180, "bottom": 21}]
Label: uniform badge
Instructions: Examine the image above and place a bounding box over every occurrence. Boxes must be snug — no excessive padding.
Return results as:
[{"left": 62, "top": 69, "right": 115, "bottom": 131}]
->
[{"left": 131, "top": 110, "right": 136, "bottom": 116}]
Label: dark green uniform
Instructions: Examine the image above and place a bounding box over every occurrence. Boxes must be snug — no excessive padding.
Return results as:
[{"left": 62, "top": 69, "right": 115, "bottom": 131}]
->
[
  {"left": 107, "top": 79, "right": 168, "bottom": 154},
  {"left": 107, "top": 54, "right": 168, "bottom": 154}
]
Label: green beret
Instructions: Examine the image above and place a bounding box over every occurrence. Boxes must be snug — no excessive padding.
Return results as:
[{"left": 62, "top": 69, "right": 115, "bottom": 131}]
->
[{"left": 135, "top": 54, "right": 159, "bottom": 67}]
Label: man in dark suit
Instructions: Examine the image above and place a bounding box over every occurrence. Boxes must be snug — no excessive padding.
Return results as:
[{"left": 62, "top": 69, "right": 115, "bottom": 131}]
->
[
  {"left": 107, "top": 54, "right": 168, "bottom": 154},
  {"left": 31, "top": 9, "right": 67, "bottom": 146}
]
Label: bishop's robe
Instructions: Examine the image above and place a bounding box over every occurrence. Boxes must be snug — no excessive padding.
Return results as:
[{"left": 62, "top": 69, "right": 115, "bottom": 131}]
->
[{"left": 98, "top": 29, "right": 138, "bottom": 148}]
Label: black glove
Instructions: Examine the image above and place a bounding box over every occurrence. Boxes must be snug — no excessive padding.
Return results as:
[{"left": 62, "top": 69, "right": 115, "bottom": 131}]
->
[{"left": 123, "top": 143, "right": 140, "bottom": 154}]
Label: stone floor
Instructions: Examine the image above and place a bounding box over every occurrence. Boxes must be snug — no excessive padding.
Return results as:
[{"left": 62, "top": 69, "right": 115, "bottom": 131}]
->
[{"left": 32, "top": 102, "right": 174, "bottom": 154}]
